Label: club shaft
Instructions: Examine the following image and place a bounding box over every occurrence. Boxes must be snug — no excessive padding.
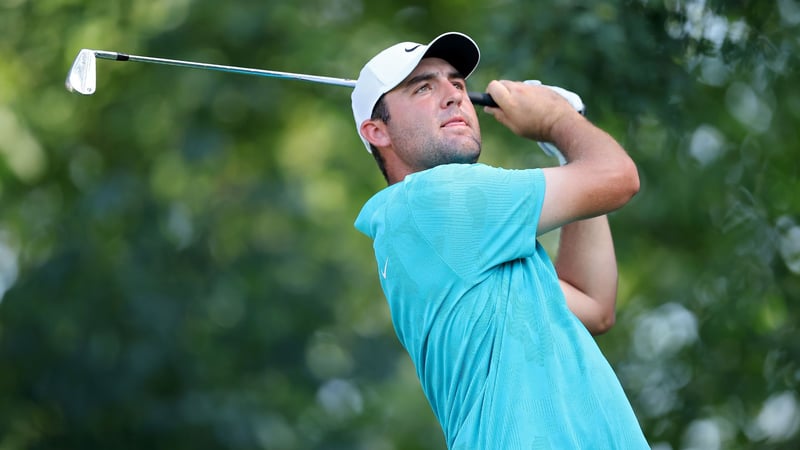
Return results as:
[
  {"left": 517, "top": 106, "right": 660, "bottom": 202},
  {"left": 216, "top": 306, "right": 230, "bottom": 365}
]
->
[
  {"left": 90, "top": 50, "right": 498, "bottom": 106},
  {"left": 93, "top": 50, "right": 358, "bottom": 88}
]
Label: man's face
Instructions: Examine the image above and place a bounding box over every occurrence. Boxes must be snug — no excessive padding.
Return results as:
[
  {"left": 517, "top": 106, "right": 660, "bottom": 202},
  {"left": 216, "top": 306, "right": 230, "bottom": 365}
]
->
[{"left": 382, "top": 57, "right": 481, "bottom": 171}]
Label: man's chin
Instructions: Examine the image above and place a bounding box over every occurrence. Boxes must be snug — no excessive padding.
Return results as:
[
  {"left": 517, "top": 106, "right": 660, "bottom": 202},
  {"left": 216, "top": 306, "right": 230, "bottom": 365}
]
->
[
  {"left": 459, "top": 140, "right": 481, "bottom": 164},
  {"left": 420, "top": 138, "right": 481, "bottom": 168}
]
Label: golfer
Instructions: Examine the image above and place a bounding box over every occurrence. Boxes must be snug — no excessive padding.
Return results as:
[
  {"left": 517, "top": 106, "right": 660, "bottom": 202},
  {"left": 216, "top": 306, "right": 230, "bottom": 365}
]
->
[{"left": 352, "top": 32, "right": 649, "bottom": 449}]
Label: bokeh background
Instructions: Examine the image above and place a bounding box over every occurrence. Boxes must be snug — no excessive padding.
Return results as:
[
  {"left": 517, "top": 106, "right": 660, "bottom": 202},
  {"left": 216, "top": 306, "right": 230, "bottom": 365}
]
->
[{"left": 2, "top": 0, "right": 799, "bottom": 449}]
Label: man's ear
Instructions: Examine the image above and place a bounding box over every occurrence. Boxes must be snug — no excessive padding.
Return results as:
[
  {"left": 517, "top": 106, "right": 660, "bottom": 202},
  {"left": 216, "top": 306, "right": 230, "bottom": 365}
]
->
[{"left": 360, "top": 120, "right": 391, "bottom": 149}]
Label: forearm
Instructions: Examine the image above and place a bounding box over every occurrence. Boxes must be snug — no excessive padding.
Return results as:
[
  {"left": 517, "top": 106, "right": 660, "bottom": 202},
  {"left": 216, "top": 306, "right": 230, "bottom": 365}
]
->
[
  {"left": 536, "top": 115, "right": 639, "bottom": 235},
  {"left": 555, "top": 215, "right": 618, "bottom": 335},
  {"left": 550, "top": 114, "right": 639, "bottom": 204}
]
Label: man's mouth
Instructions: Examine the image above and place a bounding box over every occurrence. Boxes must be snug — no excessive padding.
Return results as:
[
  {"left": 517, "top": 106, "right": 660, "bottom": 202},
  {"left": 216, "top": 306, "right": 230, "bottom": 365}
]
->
[{"left": 442, "top": 117, "right": 468, "bottom": 128}]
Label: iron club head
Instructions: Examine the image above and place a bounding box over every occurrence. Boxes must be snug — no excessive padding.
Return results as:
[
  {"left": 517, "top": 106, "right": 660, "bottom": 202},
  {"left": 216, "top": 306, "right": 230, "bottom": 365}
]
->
[{"left": 65, "top": 49, "right": 97, "bottom": 95}]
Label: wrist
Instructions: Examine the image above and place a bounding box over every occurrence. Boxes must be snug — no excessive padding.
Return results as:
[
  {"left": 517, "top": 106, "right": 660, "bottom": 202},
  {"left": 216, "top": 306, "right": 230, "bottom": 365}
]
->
[{"left": 547, "top": 112, "right": 586, "bottom": 153}]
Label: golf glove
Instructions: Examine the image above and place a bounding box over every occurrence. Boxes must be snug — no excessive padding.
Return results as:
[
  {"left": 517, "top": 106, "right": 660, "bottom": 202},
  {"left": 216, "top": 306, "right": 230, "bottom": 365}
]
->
[{"left": 524, "top": 80, "right": 585, "bottom": 166}]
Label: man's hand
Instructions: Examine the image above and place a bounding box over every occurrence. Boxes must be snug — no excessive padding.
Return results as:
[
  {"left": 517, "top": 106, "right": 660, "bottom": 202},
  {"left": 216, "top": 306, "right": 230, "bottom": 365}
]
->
[{"left": 482, "top": 80, "right": 583, "bottom": 142}]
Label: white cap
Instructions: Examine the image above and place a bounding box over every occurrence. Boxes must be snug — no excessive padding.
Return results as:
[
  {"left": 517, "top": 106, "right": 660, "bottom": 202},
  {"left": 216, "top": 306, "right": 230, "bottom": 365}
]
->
[{"left": 351, "top": 32, "right": 480, "bottom": 152}]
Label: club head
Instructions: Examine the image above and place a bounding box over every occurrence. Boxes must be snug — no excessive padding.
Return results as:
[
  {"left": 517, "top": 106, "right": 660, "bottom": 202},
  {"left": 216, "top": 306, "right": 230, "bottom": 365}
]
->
[{"left": 65, "top": 49, "right": 97, "bottom": 95}]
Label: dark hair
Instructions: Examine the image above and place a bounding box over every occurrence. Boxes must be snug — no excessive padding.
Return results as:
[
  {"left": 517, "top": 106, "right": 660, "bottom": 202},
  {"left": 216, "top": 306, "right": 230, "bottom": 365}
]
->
[{"left": 370, "top": 95, "right": 391, "bottom": 183}]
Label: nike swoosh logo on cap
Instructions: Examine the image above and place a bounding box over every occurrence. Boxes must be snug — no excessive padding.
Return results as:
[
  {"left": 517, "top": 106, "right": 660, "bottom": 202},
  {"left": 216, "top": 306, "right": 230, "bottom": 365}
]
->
[{"left": 404, "top": 44, "right": 421, "bottom": 52}]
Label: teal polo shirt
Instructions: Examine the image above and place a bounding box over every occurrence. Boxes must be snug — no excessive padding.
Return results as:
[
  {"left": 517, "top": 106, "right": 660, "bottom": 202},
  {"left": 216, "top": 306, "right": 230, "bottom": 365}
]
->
[{"left": 355, "top": 163, "right": 648, "bottom": 449}]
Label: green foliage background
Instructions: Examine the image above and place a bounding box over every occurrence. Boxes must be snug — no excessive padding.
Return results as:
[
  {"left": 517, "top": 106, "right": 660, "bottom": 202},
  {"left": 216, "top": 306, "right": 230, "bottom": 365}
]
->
[{"left": 1, "top": 0, "right": 799, "bottom": 449}]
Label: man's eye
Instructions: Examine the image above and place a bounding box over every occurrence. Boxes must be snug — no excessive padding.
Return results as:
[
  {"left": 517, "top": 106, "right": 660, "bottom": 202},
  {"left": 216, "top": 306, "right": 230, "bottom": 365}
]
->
[
  {"left": 415, "top": 84, "right": 431, "bottom": 93},
  {"left": 453, "top": 82, "right": 465, "bottom": 90}
]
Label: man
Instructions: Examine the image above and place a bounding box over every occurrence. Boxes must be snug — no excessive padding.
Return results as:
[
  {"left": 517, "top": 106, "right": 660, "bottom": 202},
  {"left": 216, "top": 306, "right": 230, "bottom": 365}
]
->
[{"left": 352, "top": 32, "right": 649, "bottom": 449}]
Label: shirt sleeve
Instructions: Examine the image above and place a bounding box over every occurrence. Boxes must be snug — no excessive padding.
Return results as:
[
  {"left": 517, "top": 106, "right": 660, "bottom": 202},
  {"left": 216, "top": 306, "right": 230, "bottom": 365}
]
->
[{"left": 401, "top": 163, "right": 545, "bottom": 280}]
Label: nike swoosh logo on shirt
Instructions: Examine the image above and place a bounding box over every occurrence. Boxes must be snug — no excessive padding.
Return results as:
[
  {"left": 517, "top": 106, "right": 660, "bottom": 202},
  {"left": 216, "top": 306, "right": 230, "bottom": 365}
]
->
[{"left": 382, "top": 258, "right": 389, "bottom": 279}]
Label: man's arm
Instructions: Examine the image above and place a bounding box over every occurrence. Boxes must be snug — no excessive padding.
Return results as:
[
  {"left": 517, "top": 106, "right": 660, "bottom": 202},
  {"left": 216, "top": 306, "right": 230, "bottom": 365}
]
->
[
  {"left": 483, "top": 80, "right": 637, "bottom": 334},
  {"left": 555, "top": 216, "right": 618, "bottom": 335},
  {"left": 483, "top": 80, "right": 639, "bottom": 234}
]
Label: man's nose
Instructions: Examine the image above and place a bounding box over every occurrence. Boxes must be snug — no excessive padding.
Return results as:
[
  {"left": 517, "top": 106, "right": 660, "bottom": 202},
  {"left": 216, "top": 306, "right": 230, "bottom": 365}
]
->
[
  {"left": 442, "top": 80, "right": 464, "bottom": 108},
  {"left": 442, "top": 82, "right": 464, "bottom": 108}
]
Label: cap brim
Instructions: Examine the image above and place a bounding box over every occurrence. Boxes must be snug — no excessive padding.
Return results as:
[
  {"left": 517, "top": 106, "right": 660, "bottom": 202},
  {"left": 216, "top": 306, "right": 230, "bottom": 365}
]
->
[{"left": 423, "top": 32, "right": 480, "bottom": 79}]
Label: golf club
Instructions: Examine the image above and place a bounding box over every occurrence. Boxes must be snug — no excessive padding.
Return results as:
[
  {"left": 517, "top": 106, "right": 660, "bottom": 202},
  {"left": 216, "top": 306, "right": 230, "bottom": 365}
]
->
[{"left": 65, "top": 48, "right": 498, "bottom": 106}]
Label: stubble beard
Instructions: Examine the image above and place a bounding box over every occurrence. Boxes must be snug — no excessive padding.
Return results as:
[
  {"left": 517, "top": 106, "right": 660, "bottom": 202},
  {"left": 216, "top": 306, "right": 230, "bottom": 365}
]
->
[
  {"left": 400, "top": 129, "right": 482, "bottom": 171},
  {"left": 429, "top": 137, "right": 481, "bottom": 167}
]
